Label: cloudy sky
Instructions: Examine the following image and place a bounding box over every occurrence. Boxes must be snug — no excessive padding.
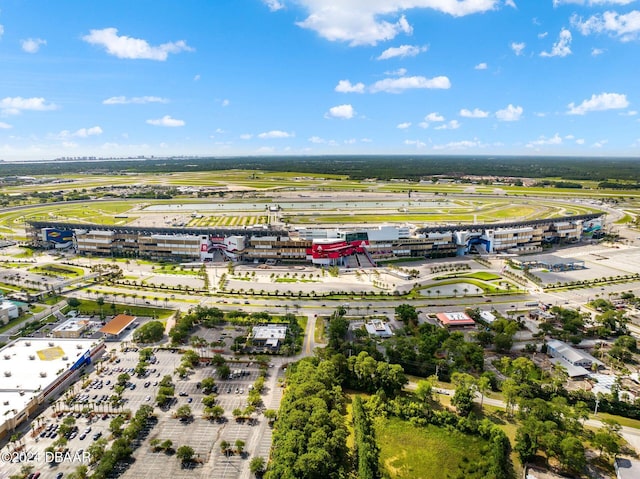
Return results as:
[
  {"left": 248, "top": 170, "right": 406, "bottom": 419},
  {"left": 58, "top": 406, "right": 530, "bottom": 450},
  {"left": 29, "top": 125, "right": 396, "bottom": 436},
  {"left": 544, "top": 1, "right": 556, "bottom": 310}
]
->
[{"left": 1, "top": 0, "right": 639, "bottom": 160}]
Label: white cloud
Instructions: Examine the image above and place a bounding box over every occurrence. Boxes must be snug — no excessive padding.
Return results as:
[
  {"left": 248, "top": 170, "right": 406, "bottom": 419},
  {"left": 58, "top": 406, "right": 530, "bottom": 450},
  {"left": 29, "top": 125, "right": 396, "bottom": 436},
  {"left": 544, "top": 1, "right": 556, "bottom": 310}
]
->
[
  {"left": 73, "top": 126, "right": 103, "bottom": 138},
  {"left": 460, "top": 108, "right": 489, "bottom": 118},
  {"left": 257, "top": 130, "right": 295, "bottom": 138},
  {"left": 103, "top": 96, "right": 168, "bottom": 105},
  {"left": 567, "top": 92, "right": 629, "bottom": 114},
  {"left": 0, "top": 25, "right": 3, "bottom": 38},
  {"left": 21, "top": 38, "right": 46, "bottom": 53},
  {"left": 592, "top": 139, "right": 609, "bottom": 148},
  {"left": 294, "top": 1, "right": 499, "bottom": 46},
  {"left": 571, "top": 10, "right": 640, "bottom": 42},
  {"left": 325, "top": 104, "right": 356, "bottom": 119},
  {"left": 239, "top": 134, "right": 253, "bottom": 140},
  {"left": 54, "top": 126, "right": 104, "bottom": 139},
  {"left": 370, "top": 75, "right": 450, "bottom": 93},
  {"left": 221, "top": 99, "right": 230, "bottom": 107},
  {"left": 308, "top": 136, "right": 326, "bottom": 143},
  {"left": 256, "top": 146, "right": 276, "bottom": 154},
  {"left": 505, "top": 0, "right": 516, "bottom": 7},
  {"left": 361, "top": 138, "right": 373, "bottom": 143},
  {"left": 621, "top": 110, "right": 638, "bottom": 116},
  {"left": 495, "top": 104, "right": 523, "bottom": 121},
  {"left": 404, "top": 139, "right": 427, "bottom": 148},
  {"left": 554, "top": 1, "right": 634, "bottom": 6},
  {"left": 385, "top": 68, "right": 408, "bottom": 76},
  {"left": 263, "top": 0, "right": 285, "bottom": 11},
  {"left": 397, "top": 122, "right": 412, "bottom": 129},
  {"left": 146, "top": 115, "right": 185, "bottom": 127},
  {"left": 576, "top": 138, "right": 585, "bottom": 144},
  {"left": 435, "top": 120, "right": 461, "bottom": 130},
  {"left": 538, "top": 32, "right": 548, "bottom": 39},
  {"left": 591, "top": 47, "right": 605, "bottom": 56},
  {"left": 474, "top": 62, "right": 488, "bottom": 70},
  {"left": 418, "top": 112, "right": 444, "bottom": 128},
  {"left": 194, "top": 74, "right": 201, "bottom": 81},
  {"left": 344, "top": 138, "right": 357, "bottom": 144},
  {"left": 0, "top": 122, "right": 12, "bottom": 129},
  {"left": 540, "top": 28, "right": 572, "bottom": 57},
  {"left": 82, "top": 28, "right": 193, "bottom": 60},
  {"left": 0, "top": 96, "right": 57, "bottom": 115},
  {"left": 511, "top": 42, "right": 526, "bottom": 55},
  {"left": 425, "top": 112, "right": 444, "bottom": 122},
  {"left": 432, "top": 139, "right": 486, "bottom": 150},
  {"left": 335, "top": 80, "right": 365, "bottom": 93},
  {"left": 526, "top": 133, "right": 563, "bottom": 148},
  {"left": 377, "top": 44, "right": 427, "bottom": 60}
]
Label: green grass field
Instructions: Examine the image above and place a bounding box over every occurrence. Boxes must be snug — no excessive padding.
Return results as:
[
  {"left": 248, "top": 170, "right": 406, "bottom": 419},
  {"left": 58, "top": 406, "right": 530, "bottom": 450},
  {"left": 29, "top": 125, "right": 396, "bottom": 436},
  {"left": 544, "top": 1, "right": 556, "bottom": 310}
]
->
[{"left": 376, "top": 417, "right": 491, "bottom": 479}]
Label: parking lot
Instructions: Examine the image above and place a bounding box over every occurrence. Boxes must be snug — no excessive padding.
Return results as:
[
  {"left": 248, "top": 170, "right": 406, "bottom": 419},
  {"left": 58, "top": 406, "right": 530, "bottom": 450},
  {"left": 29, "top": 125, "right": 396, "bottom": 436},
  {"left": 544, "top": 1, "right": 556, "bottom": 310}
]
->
[{"left": 1, "top": 344, "right": 286, "bottom": 479}]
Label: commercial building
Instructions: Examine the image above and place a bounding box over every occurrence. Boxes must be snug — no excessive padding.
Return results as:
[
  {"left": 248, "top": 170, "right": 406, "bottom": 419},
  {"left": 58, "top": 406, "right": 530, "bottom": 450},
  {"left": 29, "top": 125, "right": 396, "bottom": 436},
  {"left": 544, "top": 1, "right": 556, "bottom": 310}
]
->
[
  {"left": 51, "top": 318, "right": 90, "bottom": 338},
  {"left": 436, "top": 312, "right": 476, "bottom": 328},
  {"left": 546, "top": 339, "right": 603, "bottom": 377},
  {"left": 250, "top": 325, "right": 287, "bottom": 350},
  {"left": 99, "top": 314, "right": 137, "bottom": 340},
  {"left": 364, "top": 320, "right": 393, "bottom": 338},
  {"left": 0, "top": 338, "right": 105, "bottom": 440},
  {"left": 27, "top": 213, "right": 603, "bottom": 265},
  {"left": 0, "top": 299, "right": 19, "bottom": 324}
]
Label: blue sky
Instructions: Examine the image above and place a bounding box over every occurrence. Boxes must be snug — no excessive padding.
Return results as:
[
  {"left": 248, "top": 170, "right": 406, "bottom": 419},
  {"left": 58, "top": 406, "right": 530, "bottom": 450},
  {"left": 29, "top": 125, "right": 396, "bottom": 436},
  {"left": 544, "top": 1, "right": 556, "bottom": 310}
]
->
[{"left": 1, "top": 0, "right": 639, "bottom": 161}]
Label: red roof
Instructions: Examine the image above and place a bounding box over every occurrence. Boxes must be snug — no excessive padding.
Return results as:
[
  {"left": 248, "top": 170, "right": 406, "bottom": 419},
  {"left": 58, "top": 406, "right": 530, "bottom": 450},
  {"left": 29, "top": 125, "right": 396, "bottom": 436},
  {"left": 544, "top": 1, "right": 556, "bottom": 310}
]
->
[{"left": 436, "top": 312, "right": 475, "bottom": 327}]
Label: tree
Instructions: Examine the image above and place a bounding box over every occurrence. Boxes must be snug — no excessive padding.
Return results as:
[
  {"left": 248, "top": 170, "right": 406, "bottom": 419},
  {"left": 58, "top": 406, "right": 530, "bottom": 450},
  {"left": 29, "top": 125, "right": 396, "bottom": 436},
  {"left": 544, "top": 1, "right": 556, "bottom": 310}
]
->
[
  {"left": 133, "top": 321, "right": 164, "bottom": 343},
  {"left": 559, "top": 435, "right": 586, "bottom": 474},
  {"left": 477, "top": 375, "right": 491, "bottom": 410},
  {"left": 176, "top": 445, "right": 195, "bottom": 464},
  {"left": 175, "top": 405, "right": 192, "bottom": 420},
  {"left": 67, "top": 297, "right": 81, "bottom": 308},
  {"left": 250, "top": 457, "right": 266, "bottom": 477},
  {"left": 395, "top": 304, "right": 418, "bottom": 328},
  {"left": 451, "top": 372, "right": 476, "bottom": 416},
  {"left": 220, "top": 440, "right": 230, "bottom": 454},
  {"left": 235, "top": 439, "right": 245, "bottom": 454}
]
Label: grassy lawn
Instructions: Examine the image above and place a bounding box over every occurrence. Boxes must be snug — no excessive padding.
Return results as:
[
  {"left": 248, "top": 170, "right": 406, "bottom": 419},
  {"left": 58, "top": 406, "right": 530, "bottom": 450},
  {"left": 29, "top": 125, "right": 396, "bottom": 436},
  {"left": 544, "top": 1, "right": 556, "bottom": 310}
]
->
[
  {"left": 376, "top": 416, "right": 491, "bottom": 479},
  {"left": 70, "top": 298, "right": 174, "bottom": 319},
  {"left": 314, "top": 317, "right": 325, "bottom": 343},
  {"left": 30, "top": 264, "right": 85, "bottom": 277}
]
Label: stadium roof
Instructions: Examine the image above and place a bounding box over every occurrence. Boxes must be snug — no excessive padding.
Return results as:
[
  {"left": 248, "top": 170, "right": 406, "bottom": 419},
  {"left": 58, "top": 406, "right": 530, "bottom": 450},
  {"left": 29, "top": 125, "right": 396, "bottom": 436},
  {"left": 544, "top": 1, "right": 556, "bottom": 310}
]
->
[{"left": 99, "top": 314, "right": 136, "bottom": 336}]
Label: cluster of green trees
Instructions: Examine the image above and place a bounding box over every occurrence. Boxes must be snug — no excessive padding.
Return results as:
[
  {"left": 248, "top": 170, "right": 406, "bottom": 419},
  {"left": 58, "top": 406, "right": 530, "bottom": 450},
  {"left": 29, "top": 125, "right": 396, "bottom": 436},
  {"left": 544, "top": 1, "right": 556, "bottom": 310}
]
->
[
  {"left": 266, "top": 358, "right": 349, "bottom": 479},
  {"left": 133, "top": 321, "right": 164, "bottom": 343},
  {"left": 385, "top": 322, "right": 484, "bottom": 379},
  {"left": 156, "top": 375, "right": 175, "bottom": 408},
  {"left": 351, "top": 396, "right": 380, "bottom": 479},
  {"left": 91, "top": 405, "right": 156, "bottom": 479},
  {"left": 7, "top": 156, "right": 640, "bottom": 182}
]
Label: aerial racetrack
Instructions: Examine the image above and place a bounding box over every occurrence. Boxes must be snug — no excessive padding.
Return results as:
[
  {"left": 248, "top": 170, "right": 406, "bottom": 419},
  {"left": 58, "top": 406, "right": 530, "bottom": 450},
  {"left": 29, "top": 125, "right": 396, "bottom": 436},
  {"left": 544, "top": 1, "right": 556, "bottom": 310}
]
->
[{"left": 0, "top": 165, "right": 635, "bottom": 241}]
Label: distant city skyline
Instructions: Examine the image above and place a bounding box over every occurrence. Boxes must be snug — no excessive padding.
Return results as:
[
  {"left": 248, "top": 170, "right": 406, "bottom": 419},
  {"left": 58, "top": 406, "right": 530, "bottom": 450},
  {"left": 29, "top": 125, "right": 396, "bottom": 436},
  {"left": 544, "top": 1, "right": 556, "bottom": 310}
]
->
[{"left": 1, "top": 0, "right": 639, "bottom": 161}]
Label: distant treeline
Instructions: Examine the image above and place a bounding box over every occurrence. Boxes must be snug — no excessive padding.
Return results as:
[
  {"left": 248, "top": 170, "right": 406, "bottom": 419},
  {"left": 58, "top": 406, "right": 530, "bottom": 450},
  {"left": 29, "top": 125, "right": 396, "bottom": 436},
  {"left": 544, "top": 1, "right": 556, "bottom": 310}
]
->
[{"left": 2, "top": 155, "right": 640, "bottom": 182}]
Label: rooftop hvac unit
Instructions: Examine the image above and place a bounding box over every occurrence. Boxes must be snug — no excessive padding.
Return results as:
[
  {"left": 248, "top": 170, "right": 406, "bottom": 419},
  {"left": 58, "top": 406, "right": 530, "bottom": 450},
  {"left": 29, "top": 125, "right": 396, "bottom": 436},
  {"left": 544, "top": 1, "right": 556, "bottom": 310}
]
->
[
  {"left": 76, "top": 344, "right": 83, "bottom": 349},
  {"left": 62, "top": 356, "right": 68, "bottom": 361},
  {"left": 4, "top": 371, "right": 11, "bottom": 377},
  {"left": 48, "top": 342, "right": 54, "bottom": 347},
  {"left": 40, "top": 372, "right": 47, "bottom": 377},
  {"left": 2, "top": 401, "right": 8, "bottom": 405},
  {"left": 29, "top": 355, "right": 35, "bottom": 360},
  {"left": 3, "top": 355, "right": 10, "bottom": 360},
  {"left": 25, "top": 342, "right": 31, "bottom": 346}
]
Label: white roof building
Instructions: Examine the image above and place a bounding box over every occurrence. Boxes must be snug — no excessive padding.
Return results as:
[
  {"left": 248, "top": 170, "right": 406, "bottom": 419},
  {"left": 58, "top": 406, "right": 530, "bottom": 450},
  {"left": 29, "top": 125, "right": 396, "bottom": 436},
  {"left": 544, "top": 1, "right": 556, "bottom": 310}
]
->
[
  {"left": 365, "top": 320, "right": 393, "bottom": 338},
  {"left": 479, "top": 311, "right": 496, "bottom": 324},
  {"left": 0, "top": 337, "right": 104, "bottom": 439},
  {"left": 251, "top": 325, "right": 287, "bottom": 348}
]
